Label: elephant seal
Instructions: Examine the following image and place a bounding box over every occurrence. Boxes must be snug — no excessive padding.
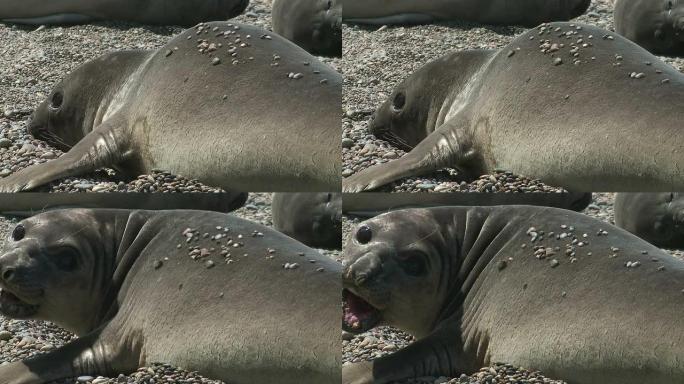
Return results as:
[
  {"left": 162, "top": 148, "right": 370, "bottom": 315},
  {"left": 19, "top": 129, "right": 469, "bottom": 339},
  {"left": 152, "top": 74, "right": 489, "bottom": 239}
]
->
[
  {"left": 342, "top": 192, "right": 592, "bottom": 217},
  {"left": 0, "top": 21, "right": 341, "bottom": 193},
  {"left": 615, "top": 0, "right": 684, "bottom": 56},
  {"left": 615, "top": 192, "right": 684, "bottom": 249},
  {"left": 272, "top": 0, "right": 341, "bottom": 57},
  {"left": 343, "top": 0, "right": 590, "bottom": 27},
  {"left": 272, "top": 193, "right": 342, "bottom": 250},
  {"left": 0, "top": 192, "right": 248, "bottom": 217},
  {"left": 343, "top": 22, "right": 684, "bottom": 193},
  {"left": 0, "top": 208, "right": 340, "bottom": 384},
  {"left": 0, "top": 0, "right": 248, "bottom": 26},
  {"left": 342, "top": 206, "right": 684, "bottom": 384}
]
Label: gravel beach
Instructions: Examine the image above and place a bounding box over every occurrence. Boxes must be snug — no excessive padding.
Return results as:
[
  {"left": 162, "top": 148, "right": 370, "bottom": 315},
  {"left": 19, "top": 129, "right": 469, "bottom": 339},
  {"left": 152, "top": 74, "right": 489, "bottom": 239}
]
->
[
  {"left": 341, "top": 0, "right": 684, "bottom": 193},
  {"left": 0, "top": 192, "right": 340, "bottom": 384},
  {"left": 0, "top": 0, "right": 339, "bottom": 193},
  {"left": 342, "top": 192, "right": 684, "bottom": 383}
]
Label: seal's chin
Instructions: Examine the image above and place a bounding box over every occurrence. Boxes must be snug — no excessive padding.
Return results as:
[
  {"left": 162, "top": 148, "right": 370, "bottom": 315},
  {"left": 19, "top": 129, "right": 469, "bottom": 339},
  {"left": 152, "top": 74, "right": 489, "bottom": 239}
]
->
[
  {"left": 0, "top": 288, "right": 39, "bottom": 318},
  {"left": 372, "top": 129, "right": 414, "bottom": 152},
  {"left": 342, "top": 289, "right": 381, "bottom": 334}
]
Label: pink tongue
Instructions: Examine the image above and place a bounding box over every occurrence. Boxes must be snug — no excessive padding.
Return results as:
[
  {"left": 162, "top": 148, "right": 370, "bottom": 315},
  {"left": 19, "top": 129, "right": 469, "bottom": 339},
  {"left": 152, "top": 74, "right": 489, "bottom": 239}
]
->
[
  {"left": 344, "top": 309, "right": 360, "bottom": 326},
  {"left": 343, "top": 293, "right": 375, "bottom": 329}
]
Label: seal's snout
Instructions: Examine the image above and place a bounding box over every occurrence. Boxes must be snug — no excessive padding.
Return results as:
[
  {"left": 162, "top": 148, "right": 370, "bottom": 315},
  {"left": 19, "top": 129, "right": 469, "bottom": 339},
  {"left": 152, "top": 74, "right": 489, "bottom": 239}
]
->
[
  {"left": 1, "top": 266, "right": 15, "bottom": 283},
  {"left": 344, "top": 253, "right": 382, "bottom": 287},
  {"left": 0, "top": 250, "right": 41, "bottom": 318},
  {"left": 0, "top": 251, "right": 21, "bottom": 284}
]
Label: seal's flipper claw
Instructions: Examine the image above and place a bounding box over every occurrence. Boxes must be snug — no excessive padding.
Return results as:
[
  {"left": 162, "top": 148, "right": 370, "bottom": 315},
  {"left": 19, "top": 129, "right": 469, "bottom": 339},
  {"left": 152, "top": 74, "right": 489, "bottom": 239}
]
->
[
  {"left": 0, "top": 331, "right": 136, "bottom": 384},
  {"left": 0, "top": 116, "right": 130, "bottom": 192},
  {"left": 368, "top": 328, "right": 467, "bottom": 382},
  {"left": 344, "top": 116, "right": 478, "bottom": 192}
]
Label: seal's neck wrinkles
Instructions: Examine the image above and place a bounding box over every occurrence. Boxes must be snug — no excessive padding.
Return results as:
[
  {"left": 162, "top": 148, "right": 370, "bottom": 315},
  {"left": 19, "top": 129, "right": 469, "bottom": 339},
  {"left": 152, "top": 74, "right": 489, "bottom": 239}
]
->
[
  {"left": 435, "top": 208, "right": 518, "bottom": 325},
  {"left": 92, "top": 51, "right": 154, "bottom": 131},
  {"left": 92, "top": 210, "right": 154, "bottom": 328},
  {"left": 433, "top": 50, "right": 496, "bottom": 132}
]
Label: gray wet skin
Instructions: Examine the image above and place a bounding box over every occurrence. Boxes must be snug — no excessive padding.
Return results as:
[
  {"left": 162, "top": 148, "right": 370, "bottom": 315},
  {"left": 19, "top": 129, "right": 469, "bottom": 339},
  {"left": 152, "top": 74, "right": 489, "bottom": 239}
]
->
[
  {"left": 0, "top": 209, "right": 341, "bottom": 384},
  {"left": 272, "top": 192, "right": 342, "bottom": 250},
  {"left": 0, "top": 0, "right": 248, "bottom": 26},
  {"left": 615, "top": 192, "right": 684, "bottom": 249},
  {"left": 0, "top": 21, "right": 341, "bottom": 193},
  {"left": 615, "top": 0, "right": 684, "bottom": 56},
  {"left": 341, "top": 192, "right": 592, "bottom": 217},
  {"left": 272, "top": 0, "right": 341, "bottom": 57},
  {"left": 343, "top": 0, "right": 590, "bottom": 26},
  {"left": 0, "top": 192, "right": 248, "bottom": 216},
  {"left": 342, "top": 206, "right": 684, "bottom": 384},
  {"left": 342, "top": 22, "right": 684, "bottom": 193}
]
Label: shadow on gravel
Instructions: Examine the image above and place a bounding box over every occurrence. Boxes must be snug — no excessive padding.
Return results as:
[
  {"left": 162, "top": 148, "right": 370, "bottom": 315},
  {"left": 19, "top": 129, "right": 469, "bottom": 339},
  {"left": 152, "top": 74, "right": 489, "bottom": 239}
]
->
[{"left": 344, "top": 20, "right": 524, "bottom": 37}]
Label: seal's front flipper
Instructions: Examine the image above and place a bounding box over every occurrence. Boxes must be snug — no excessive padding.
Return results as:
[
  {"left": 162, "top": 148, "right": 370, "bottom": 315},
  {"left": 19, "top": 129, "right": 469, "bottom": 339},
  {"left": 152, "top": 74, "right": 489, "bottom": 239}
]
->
[
  {"left": 358, "top": 328, "right": 471, "bottom": 383},
  {"left": 343, "top": 116, "right": 479, "bottom": 192},
  {"left": 0, "top": 330, "right": 138, "bottom": 384},
  {"left": 342, "top": 360, "right": 374, "bottom": 384},
  {"left": 0, "top": 116, "right": 131, "bottom": 192}
]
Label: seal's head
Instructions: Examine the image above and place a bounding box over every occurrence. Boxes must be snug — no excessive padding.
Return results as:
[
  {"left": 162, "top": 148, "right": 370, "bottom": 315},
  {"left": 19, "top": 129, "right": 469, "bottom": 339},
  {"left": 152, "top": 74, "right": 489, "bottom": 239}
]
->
[
  {"left": 309, "top": 192, "right": 342, "bottom": 249},
  {"left": 632, "top": 192, "right": 684, "bottom": 249},
  {"left": 342, "top": 210, "right": 450, "bottom": 338},
  {"left": 369, "top": 51, "right": 489, "bottom": 151},
  {"left": 28, "top": 51, "right": 145, "bottom": 151},
  {"left": 650, "top": 0, "right": 684, "bottom": 46},
  {"left": 568, "top": 0, "right": 591, "bottom": 19},
  {"left": 229, "top": 0, "right": 250, "bottom": 19},
  {"left": 278, "top": 0, "right": 341, "bottom": 56},
  {"left": 617, "top": 0, "right": 684, "bottom": 53},
  {"left": 669, "top": 0, "right": 684, "bottom": 40},
  {"left": 308, "top": 0, "right": 342, "bottom": 56},
  {"left": 0, "top": 210, "right": 114, "bottom": 334}
]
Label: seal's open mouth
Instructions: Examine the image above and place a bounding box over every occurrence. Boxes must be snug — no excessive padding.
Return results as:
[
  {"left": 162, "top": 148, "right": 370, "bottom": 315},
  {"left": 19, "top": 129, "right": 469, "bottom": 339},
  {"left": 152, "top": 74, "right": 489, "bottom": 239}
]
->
[
  {"left": 0, "top": 288, "right": 38, "bottom": 318},
  {"left": 343, "top": 289, "right": 380, "bottom": 333}
]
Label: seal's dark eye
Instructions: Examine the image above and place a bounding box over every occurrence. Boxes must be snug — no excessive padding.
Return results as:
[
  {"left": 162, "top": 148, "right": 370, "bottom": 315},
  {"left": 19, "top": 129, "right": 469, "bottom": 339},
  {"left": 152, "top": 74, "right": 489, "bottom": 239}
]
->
[
  {"left": 399, "top": 251, "right": 426, "bottom": 276},
  {"left": 11, "top": 224, "right": 25, "bottom": 241},
  {"left": 392, "top": 92, "right": 406, "bottom": 111},
  {"left": 326, "top": 0, "right": 332, "bottom": 10},
  {"left": 667, "top": 1, "right": 673, "bottom": 10},
  {"left": 50, "top": 92, "right": 63, "bottom": 109},
  {"left": 326, "top": 193, "right": 333, "bottom": 202},
  {"left": 52, "top": 247, "right": 79, "bottom": 271},
  {"left": 356, "top": 225, "right": 372, "bottom": 244},
  {"left": 667, "top": 193, "right": 675, "bottom": 203}
]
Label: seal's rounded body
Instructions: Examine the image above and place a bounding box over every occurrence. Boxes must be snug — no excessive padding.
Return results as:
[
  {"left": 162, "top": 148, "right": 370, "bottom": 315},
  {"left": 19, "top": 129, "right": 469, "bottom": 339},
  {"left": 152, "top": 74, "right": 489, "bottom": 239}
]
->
[
  {"left": 0, "top": 22, "right": 341, "bottom": 193},
  {"left": 0, "top": 0, "right": 249, "bottom": 26},
  {"left": 342, "top": 205, "right": 684, "bottom": 384},
  {"left": 343, "top": 0, "right": 590, "bottom": 27},
  {"left": 343, "top": 22, "right": 684, "bottom": 192},
  {"left": 0, "top": 209, "right": 341, "bottom": 384}
]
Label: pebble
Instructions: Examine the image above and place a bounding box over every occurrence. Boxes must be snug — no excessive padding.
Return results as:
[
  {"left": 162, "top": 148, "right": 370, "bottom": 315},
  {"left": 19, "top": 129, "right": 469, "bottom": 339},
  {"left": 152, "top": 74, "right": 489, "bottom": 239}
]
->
[{"left": 0, "top": 330, "right": 12, "bottom": 341}]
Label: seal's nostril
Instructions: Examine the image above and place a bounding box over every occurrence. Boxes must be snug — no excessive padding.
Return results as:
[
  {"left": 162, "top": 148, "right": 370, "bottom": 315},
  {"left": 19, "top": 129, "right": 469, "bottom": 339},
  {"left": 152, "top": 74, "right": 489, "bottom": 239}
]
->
[
  {"left": 2, "top": 268, "right": 15, "bottom": 282},
  {"left": 355, "top": 273, "right": 367, "bottom": 286}
]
